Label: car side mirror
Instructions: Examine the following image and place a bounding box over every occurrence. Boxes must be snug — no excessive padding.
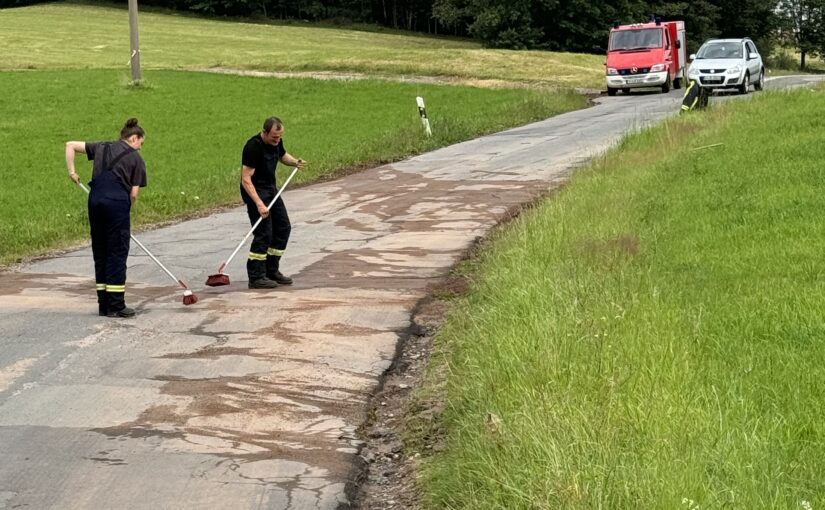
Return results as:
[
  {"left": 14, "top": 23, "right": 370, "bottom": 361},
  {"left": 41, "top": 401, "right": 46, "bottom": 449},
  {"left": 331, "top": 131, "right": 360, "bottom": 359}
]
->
[
  {"left": 748, "top": 52, "right": 758, "bottom": 60},
  {"left": 675, "top": 40, "right": 681, "bottom": 49},
  {"left": 689, "top": 53, "right": 696, "bottom": 61}
]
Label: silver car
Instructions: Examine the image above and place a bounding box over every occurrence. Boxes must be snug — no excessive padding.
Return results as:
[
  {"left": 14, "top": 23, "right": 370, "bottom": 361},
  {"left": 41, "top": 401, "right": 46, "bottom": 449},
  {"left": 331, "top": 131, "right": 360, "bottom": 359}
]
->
[{"left": 687, "top": 38, "right": 765, "bottom": 94}]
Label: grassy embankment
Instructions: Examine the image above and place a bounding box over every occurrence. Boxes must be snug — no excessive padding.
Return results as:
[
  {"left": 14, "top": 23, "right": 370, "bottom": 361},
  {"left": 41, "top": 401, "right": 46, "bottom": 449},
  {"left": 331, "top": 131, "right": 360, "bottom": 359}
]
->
[
  {"left": 0, "top": 3, "right": 600, "bottom": 265},
  {"left": 414, "top": 87, "right": 825, "bottom": 508}
]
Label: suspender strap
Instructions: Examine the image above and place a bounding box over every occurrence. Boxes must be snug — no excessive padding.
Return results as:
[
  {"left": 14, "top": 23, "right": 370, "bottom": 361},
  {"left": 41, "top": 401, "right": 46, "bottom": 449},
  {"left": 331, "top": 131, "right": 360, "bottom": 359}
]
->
[{"left": 102, "top": 142, "right": 136, "bottom": 173}]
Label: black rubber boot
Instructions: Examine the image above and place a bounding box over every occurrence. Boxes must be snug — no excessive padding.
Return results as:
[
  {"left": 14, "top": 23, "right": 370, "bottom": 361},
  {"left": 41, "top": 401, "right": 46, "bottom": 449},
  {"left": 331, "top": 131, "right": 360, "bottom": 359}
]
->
[
  {"left": 108, "top": 306, "right": 136, "bottom": 318},
  {"left": 107, "top": 291, "right": 134, "bottom": 317},
  {"left": 266, "top": 255, "right": 293, "bottom": 285},
  {"left": 97, "top": 290, "right": 109, "bottom": 317},
  {"left": 248, "top": 278, "right": 279, "bottom": 289}
]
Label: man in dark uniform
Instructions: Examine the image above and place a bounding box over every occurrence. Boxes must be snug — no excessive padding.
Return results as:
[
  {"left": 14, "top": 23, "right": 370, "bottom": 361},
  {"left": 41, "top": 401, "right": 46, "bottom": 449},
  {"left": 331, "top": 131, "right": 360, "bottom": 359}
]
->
[
  {"left": 65, "top": 118, "right": 148, "bottom": 317},
  {"left": 241, "top": 117, "right": 305, "bottom": 289}
]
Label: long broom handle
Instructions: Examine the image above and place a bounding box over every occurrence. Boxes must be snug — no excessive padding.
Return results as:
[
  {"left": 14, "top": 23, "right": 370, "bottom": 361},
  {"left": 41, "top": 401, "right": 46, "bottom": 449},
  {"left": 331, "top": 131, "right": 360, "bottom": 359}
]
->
[
  {"left": 77, "top": 182, "right": 187, "bottom": 289},
  {"left": 219, "top": 166, "right": 300, "bottom": 273}
]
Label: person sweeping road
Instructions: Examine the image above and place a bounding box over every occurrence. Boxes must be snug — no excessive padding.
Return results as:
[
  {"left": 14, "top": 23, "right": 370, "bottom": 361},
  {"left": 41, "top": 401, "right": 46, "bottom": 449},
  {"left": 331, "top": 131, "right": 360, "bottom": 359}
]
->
[
  {"left": 65, "top": 118, "right": 147, "bottom": 317},
  {"left": 240, "top": 117, "right": 305, "bottom": 289}
]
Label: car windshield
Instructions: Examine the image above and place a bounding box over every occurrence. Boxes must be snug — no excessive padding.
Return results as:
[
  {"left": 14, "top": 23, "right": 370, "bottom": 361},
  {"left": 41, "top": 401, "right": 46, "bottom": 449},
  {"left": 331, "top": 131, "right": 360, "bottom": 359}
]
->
[
  {"left": 696, "top": 43, "right": 743, "bottom": 59},
  {"left": 609, "top": 29, "right": 662, "bottom": 51}
]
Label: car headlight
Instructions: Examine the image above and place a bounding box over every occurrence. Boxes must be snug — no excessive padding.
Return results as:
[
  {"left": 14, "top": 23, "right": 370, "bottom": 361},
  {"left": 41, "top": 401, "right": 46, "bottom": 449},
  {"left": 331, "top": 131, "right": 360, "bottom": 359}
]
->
[
  {"left": 688, "top": 67, "right": 699, "bottom": 78},
  {"left": 650, "top": 64, "right": 665, "bottom": 72},
  {"left": 606, "top": 67, "right": 618, "bottom": 76},
  {"left": 727, "top": 66, "right": 742, "bottom": 75}
]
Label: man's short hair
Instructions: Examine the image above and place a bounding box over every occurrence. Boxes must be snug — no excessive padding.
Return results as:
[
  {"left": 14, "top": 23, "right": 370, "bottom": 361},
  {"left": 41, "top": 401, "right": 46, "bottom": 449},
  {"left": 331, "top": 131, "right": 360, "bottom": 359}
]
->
[{"left": 263, "top": 117, "right": 283, "bottom": 133}]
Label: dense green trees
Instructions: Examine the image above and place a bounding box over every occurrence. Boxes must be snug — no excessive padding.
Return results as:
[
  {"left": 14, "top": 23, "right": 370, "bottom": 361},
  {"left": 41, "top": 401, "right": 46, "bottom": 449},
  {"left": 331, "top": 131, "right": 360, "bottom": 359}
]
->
[
  {"left": 428, "top": 0, "right": 785, "bottom": 55},
  {"left": 4, "top": 0, "right": 822, "bottom": 62}
]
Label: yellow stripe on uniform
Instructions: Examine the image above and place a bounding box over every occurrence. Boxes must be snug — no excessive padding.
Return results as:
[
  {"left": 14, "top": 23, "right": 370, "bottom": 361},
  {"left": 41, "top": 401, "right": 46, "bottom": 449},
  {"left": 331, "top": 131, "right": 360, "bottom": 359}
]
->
[
  {"left": 96, "top": 283, "right": 106, "bottom": 291},
  {"left": 106, "top": 285, "right": 126, "bottom": 293},
  {"left": 248, "top": 252, "right": 267, "bottom": 261},
  {"left": 267, "top": 248, "right": 284, "bottom": 257}
]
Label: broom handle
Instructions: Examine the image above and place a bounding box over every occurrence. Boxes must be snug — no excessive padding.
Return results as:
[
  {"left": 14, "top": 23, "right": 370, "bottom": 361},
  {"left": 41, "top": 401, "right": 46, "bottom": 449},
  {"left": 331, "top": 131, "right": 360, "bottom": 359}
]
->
[
  {"left": 129, "top": 235, "right": 187, "bottom": 289},
  {"left": 221, "top": 166, "right": 299, "bottom": 272},
  {"left": 77, "top": 182, "right": 186, "bottom": 289}
]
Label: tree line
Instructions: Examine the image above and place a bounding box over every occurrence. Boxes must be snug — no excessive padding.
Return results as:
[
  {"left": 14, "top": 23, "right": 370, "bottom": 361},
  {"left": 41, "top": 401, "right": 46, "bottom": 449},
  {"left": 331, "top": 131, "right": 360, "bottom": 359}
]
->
[{"left": 6, "top": 0, "right": 824, "bottom": 68}]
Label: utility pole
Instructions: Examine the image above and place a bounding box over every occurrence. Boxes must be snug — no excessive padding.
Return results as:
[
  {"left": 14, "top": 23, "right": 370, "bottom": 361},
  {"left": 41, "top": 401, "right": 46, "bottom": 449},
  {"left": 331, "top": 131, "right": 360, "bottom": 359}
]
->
[{"left": 128, "top": 0, "right": 141, "bottom": 82}]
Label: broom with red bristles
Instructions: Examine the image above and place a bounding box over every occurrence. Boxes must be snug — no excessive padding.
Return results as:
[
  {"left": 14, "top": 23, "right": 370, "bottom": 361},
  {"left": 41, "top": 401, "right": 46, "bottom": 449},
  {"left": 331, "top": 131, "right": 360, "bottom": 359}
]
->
[
  {"left": 206, "top": 166, "right": 299, "bottom": 287},
  {"left": 77, "top": 183, "right": 198, "bottom": 306}
]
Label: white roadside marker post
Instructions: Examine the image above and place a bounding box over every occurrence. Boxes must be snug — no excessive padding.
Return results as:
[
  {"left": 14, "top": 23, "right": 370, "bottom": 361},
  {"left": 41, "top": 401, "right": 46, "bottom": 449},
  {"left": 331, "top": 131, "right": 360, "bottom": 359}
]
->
[{"left": 416, "top": 96, "right": 432, "bottom": 137}]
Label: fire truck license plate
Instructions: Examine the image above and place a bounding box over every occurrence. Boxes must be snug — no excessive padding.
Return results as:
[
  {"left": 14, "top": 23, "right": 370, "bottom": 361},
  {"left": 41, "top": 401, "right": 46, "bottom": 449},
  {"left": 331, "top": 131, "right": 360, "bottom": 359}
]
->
[{"left": 626, "top": 78, "right": 643, "bottom": 84}]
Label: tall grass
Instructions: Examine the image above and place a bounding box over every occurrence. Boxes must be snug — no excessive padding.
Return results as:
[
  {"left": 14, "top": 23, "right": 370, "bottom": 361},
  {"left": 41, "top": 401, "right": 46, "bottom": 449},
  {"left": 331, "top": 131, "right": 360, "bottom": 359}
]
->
[
  {"left": 416, "top": 88, "right": 825, "bottom": 508},
  {"left": 0, "top": 69, "right": 584, "bottom": 265},
  {"left": 0, "top": 3, "right": 605, "bottom": 89}
]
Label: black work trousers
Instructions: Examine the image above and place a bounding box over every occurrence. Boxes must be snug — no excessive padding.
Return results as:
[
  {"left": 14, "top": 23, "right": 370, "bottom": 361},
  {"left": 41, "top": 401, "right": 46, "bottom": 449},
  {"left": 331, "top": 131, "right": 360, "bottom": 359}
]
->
[
  {"left": 243, "top": 187, "right": 291, "bottom": 281},
  {"left": 88, "top": 174, "right": 131, "bottom": 312}
]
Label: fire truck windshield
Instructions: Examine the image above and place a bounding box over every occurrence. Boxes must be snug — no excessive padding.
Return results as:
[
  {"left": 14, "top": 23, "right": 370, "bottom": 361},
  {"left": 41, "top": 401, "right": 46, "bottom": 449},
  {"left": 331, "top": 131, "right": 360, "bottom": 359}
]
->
[{"left": 609, "top": 28, "right": 663, "bottom": 51}]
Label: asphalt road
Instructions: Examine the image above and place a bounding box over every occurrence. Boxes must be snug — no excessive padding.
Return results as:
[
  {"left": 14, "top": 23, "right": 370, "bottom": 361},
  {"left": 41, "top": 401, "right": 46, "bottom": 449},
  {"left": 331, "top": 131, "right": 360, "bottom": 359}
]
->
[{"left": 0, "top": 74, "right": 821, "bottom": 510}]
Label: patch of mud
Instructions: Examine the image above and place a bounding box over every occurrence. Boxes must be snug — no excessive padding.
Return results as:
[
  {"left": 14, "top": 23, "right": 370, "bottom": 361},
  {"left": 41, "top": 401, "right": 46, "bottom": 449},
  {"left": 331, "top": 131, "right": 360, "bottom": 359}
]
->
[
  {"left": 93, "top": 373, "right": 365, "bottom": 480},
  {"left": 159, "top": 346, "right": 257, "bottom": 360},
  {"left": 0, "top": 271, "right": 176, "bottom": 302},
  {"left": 0, "top": 272, "right": 95, "bottom": 296}
]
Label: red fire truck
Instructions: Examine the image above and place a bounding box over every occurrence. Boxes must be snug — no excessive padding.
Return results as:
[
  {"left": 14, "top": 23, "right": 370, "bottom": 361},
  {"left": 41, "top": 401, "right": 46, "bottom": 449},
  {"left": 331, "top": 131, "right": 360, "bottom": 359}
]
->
[{"left": 605, "top": 18, "right": 686, "bottom": 96}]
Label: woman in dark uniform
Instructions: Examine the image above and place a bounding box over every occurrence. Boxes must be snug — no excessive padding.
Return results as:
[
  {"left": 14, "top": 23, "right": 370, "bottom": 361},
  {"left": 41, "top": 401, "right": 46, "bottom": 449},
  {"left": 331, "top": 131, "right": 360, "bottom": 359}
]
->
[{"left": 65, "top": 118, "right": 148, "bottom": 318}]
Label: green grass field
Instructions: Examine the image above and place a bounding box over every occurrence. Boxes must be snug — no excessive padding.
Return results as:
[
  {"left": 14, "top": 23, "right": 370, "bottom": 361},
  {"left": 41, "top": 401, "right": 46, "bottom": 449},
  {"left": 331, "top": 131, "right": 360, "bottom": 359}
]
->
[
  {"left": 414, "top": 88, "right": 825, "bottom": 508},
  {"left": 0, "top": 69, "right": 584, "bottom": 265},
  {"left": 0, "top": 3, "right": 605, "bottom": 89},
  {"left": 0, "top": 2, "right": 595, "bottom": 265}
]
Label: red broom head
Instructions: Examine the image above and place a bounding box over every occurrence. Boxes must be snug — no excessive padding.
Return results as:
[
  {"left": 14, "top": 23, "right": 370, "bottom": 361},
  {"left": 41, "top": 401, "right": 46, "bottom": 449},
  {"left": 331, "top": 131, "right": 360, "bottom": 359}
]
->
[
  {"left": 205, "top": 273, "right": 230, "bottom": 287},
  {"left": 182, "top": 290, "right": 198, "bottom": 306}
]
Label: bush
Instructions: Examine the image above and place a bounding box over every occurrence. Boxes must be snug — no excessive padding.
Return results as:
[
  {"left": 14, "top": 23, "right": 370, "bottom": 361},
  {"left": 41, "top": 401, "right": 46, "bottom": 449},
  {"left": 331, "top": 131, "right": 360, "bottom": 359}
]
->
[{"left": 767, "top": 50, "right": 799, "bottom": 70}]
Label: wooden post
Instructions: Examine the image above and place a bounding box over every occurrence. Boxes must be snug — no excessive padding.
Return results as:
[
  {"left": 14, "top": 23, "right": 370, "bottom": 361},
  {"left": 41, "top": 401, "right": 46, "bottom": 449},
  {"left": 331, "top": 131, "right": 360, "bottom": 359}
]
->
[{"left": 128, "top": 0, "right": 141, "bottom": 82}]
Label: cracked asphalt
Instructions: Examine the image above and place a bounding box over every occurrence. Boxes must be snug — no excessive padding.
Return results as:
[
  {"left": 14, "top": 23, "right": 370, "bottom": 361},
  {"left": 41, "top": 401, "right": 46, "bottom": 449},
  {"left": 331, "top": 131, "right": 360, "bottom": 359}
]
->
[{"left": 0, "top": 75, "right": 821, "bottom": 509}]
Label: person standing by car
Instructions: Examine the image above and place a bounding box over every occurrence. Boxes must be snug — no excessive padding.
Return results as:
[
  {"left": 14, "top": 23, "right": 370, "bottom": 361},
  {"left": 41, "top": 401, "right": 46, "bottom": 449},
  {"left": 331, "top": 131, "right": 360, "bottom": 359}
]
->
[
  {"left": 240, "top": 116, "right": 305, "bottom": 289},
  {"left": 65, "top": 118, "right": 148, "bottom": 318}
]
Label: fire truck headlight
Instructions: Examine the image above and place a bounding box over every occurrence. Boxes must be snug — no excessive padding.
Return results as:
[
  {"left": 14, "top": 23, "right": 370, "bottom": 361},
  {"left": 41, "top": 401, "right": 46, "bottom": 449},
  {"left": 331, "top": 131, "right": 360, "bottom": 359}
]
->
[
  {"left": 727, "top": 66, "right": 742, "bottom": 75},
  {"left": 650, "top": 64, "right": 665, "bottom": 72},
  {"left": 607, "top": 67, "right": 619, "bottom": 75}
]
